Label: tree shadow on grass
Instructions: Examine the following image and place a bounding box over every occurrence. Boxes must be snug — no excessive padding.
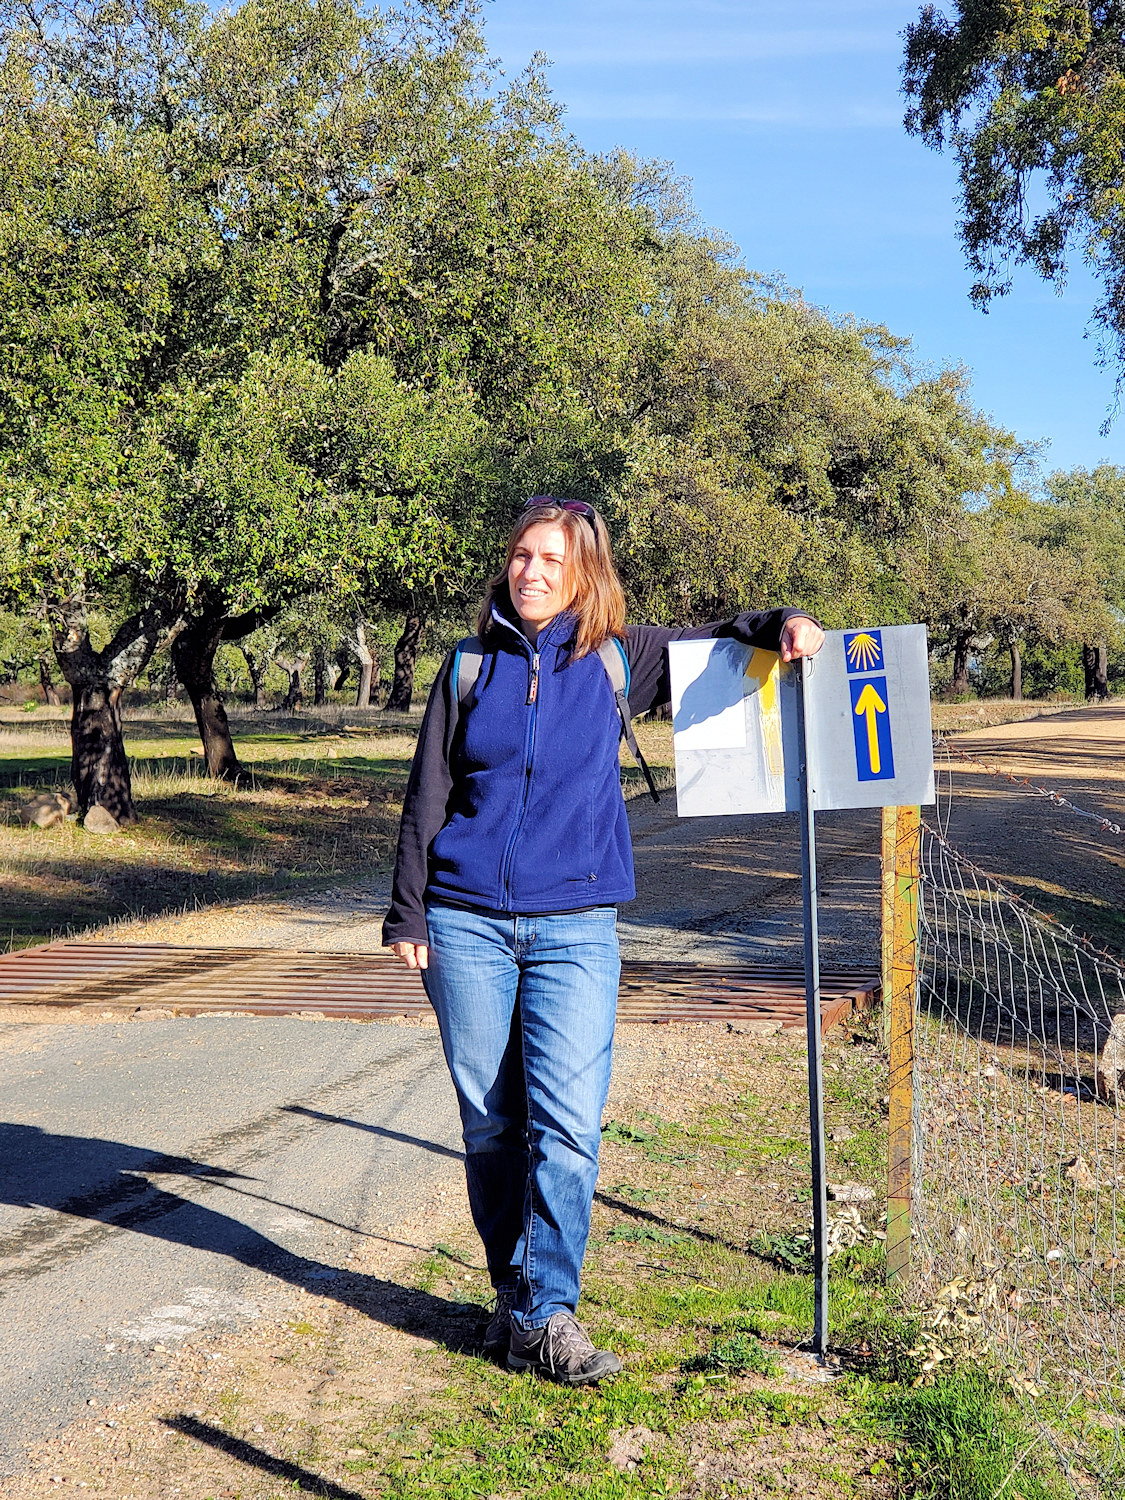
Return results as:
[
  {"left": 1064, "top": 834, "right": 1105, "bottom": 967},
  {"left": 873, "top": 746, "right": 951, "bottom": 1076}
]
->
[
  {"left": 0, "top": 1122, "right": 481, "bottom": 1356},
  {"left": 594, "top": 1189, "right": 776, "bottom": 1266}
]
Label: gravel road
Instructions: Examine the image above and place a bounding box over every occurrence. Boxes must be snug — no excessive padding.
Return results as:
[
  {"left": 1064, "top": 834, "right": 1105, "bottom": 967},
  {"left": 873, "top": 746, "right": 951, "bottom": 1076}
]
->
[{"left": 0, "top": 1018, "right": 464, "bottom": 1477}]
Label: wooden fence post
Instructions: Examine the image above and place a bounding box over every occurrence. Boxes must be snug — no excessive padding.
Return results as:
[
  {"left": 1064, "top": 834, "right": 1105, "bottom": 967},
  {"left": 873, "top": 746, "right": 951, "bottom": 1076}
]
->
[
  {"left": 885, "top": 804, "right": 920, "bottom": 1282},
  {"left": 880, "top": 807, "right": 897, "bottom": 1048}
]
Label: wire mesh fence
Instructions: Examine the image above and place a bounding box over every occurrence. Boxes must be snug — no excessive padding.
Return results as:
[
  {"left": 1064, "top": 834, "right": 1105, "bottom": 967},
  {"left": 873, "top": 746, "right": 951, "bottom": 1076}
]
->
[{"left": 913, "top": 821, "right": 1125, "bottom": 1496}]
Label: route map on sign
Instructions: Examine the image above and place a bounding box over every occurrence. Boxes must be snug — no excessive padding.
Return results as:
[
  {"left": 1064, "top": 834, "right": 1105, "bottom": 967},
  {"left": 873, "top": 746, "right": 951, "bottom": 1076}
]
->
[{"left": 668, "top": 624, "right": 935, "bottom": 815}]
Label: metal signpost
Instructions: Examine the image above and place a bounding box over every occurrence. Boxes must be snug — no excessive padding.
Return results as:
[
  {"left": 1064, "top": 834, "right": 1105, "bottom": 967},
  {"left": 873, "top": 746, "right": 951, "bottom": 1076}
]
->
[
  {"left": 795, "top": 657, "right": 828, "bottom": 1354},
  {"left": 667, "top": 625, "right": 935, "bottom": 1358}
]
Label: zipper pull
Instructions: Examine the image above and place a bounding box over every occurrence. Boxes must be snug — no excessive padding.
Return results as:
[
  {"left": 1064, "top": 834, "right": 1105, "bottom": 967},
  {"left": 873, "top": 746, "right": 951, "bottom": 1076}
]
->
[{"left": 527, "top": 652, "right": 539, "bottom": 705}]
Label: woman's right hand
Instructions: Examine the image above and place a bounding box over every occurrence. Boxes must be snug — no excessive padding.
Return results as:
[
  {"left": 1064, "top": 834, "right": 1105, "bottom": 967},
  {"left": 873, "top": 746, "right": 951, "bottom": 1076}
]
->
[{"left": 392, "top": 941, "right": 429, "bottom": 970}]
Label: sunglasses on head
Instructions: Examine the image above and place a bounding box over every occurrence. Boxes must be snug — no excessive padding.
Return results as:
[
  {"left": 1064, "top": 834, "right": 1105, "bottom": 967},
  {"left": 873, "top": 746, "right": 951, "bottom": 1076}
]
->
[{"left": 522, "top": 495, "right": 597, "bottom": 525}]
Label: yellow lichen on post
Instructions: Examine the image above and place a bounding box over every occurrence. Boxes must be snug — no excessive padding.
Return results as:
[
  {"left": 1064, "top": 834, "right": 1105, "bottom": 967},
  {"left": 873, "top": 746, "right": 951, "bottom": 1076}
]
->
[{"left": 886, "top": 804, "right": 920, "bottom": 1281}]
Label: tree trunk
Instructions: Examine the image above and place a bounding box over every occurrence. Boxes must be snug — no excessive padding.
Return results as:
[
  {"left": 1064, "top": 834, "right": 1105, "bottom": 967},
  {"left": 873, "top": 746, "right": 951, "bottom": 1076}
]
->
[
  {"left": 52, "top": 598, "right": 179, "bottom": 821},
  {"left": 384, "top": 613, "right": 424, "bottom": 712},
  {"left": 276, "top": 655, "right": 307, "bottom": 712},
  {"left": 70, "top": 684, "right": 135, "bottom": 822},
  {"left": 1094, "top": 643, "right": 1109, "bottom": 700},
  {"left": 171, "top": 616, "right": 242, "bottom": 780},
  {"left": 1084, "top": 641, "right": 1109, "bottom": 701},
  {"left": 313, "top": 646, "right": 328, "bottom": 707},
  {"left": 38, "top": 653, "right": 61, "bottom": 706},
  {"left": 333, "top": 646, "right": 351, "bottom": 695},
  {"left": 352, "top": 621, "right": 374, "bottom": 708},
  {"left": 241, "top": 647, "right": 270, "bottom": 709},
  {"left": 1009, "top": 638, "right": 1022, "bottom": 701},
  {"left": 950, "top": 632, "right": 973, "bottom": 696}
]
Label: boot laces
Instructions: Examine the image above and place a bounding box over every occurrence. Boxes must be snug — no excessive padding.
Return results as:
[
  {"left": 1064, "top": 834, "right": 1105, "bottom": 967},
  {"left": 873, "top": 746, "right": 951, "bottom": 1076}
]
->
[{"left": 543, "top": 1312, "right": 595, "bottom": 1374}]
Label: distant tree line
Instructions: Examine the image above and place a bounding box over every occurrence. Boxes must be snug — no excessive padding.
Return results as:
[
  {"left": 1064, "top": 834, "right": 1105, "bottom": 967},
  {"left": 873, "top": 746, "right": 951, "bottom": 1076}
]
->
[{"left": 0, "top": 0, "right": 1119, "bottom": 824}]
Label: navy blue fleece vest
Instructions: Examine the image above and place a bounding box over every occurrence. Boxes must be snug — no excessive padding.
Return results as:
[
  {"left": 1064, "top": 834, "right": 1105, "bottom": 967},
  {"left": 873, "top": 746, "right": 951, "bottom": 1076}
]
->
[{"left": 427, "top": 613, "right": 635, "bottom": 913}]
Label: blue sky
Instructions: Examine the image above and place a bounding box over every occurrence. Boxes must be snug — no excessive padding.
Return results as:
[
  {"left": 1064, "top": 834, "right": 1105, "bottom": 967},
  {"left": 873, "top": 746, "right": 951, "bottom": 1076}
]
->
[{"left": 482, "top": 0, "right": 1123, "bottom": 478}]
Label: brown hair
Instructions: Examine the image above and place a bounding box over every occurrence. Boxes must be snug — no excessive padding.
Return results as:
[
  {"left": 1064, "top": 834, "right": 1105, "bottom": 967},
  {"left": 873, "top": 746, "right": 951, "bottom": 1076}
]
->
[{"left": 476, "top": 502, "right": 627, "bottom": 658}]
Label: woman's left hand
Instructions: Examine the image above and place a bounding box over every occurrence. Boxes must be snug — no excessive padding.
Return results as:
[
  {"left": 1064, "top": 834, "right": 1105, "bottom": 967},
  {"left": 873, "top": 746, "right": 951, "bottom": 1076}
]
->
[{"left": 779, "top": 616, "right": 825, "bottom": 662}]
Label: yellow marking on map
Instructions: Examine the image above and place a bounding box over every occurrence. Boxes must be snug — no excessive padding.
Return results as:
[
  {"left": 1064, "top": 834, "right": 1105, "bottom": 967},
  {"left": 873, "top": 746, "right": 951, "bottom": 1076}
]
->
[
  {"left": 746, "top": 649, "right": 784, "bottom": 777},
  {"left": 846, "top": 632, "right": 882, "bottom": 672},
  {"left": 854, "top": 682, "right": 887, "bottom": 774}
]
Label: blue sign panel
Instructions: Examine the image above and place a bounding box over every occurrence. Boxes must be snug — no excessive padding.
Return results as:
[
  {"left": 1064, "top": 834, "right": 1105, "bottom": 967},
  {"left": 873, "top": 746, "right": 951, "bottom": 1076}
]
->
[
  {"left": 844, "top": 630, "right": 884, "bottom": 675},
  {"left": 849, "top": 675, "right": 895, "bottom": 781}
]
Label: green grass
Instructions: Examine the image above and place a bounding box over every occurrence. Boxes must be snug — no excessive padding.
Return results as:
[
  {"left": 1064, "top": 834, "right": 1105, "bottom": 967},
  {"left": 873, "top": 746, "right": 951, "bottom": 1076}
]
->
[
  {"left": 872, "top": 1369, "right": 1070, "bottom": 1500},
  {"left": 156, "top": 1026, "right": 1097, "bottom": 1500},
  {"left": 682, "top": 1331, "right": 783, "bottom": 1380}
]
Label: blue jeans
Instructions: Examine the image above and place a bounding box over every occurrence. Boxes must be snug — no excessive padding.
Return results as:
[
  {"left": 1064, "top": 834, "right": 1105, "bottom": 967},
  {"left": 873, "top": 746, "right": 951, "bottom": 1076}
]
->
[{"left": 421, "top": 901, "right": 620, "bottom": 1329}]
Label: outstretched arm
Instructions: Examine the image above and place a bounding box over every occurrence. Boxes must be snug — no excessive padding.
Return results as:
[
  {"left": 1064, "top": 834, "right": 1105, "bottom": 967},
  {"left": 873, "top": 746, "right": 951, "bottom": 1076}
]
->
[{"left": 623, "top": 606, "right": 823, "bottom": 719}]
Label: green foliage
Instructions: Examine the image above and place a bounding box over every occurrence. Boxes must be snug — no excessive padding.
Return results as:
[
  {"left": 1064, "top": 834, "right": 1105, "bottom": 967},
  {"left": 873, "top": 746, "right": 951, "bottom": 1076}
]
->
[
  {"left": 750, "top": 1228, "right": 815, "bottom": 1273},
  {"left": 0, "top": 612, "right": 50, "bottom": 683},
  {"left": 0, "top": 0, "right": 654, "bottom": 645},
  {"left": 605, "top": 1224, "right": 686, "bottom": 1246},
  {"left": 1, "top": 0, "right": 1116, "bottom": 743},
  {"left": 973, "top": 638, "right": 1084, "bottom": 699},
  {"left": 600, "top": 1121, "right": 656, "bottom": 1146},
  {"left": 903, "top": 1, "right": 1125, "bottom": 376}
]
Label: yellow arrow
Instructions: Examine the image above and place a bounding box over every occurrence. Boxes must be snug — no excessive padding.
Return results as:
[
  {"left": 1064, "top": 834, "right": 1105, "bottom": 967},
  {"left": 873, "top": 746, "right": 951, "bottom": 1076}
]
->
[{"left": 854, "top": 682, "right": 887, "bottom": 774}]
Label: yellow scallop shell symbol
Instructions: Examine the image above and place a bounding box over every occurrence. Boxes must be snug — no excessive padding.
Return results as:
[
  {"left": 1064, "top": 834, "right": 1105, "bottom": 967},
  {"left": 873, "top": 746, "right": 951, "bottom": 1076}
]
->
[{"left": 846, "top": 632, "right": 882, "bottom": 672}]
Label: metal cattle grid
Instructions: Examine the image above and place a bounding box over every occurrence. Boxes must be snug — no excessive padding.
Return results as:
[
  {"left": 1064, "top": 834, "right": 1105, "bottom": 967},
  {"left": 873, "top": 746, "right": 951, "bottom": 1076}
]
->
[{"left": 0, "top": 942, "right": 878, "bottom": 1034}]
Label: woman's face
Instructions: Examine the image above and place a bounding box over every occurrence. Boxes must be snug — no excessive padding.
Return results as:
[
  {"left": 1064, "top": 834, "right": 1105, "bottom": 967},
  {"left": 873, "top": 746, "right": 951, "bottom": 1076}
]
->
[{"left": 508, "top": 521, "right": 575, "bottom": 632}]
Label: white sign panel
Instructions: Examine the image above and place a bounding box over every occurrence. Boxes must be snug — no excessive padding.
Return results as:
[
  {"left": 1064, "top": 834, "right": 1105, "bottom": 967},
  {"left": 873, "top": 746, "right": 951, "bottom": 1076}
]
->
[
  {"left": 669, "top": 640, "right": 799, "bottom": 816},
  {"left": 668, "top": 625, "right": 935, "bottom": 816}
]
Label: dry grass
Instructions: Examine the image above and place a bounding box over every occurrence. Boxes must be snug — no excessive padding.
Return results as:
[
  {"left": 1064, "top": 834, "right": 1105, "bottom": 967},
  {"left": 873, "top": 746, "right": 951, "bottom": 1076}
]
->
[
  {"left": 929, "top": 697, "right": 1085, "bottom": 735},
  {"left": 0, "top": 721, "right": 416, "bottom": 948}
]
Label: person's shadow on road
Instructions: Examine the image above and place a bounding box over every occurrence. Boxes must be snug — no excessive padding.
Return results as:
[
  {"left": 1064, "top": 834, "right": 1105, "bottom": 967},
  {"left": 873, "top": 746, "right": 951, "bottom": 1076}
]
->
[{"left": 0, "top": 1122, "right": 480, "bottom": 1354}]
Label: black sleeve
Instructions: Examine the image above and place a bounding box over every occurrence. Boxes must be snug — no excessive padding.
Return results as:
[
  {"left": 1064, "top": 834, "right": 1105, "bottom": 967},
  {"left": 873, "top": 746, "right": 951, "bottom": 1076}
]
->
[
  {"left": 623, "top": 606, "right": 819, "bottom": 719},
  {"left": 381, "top": 654, "right": 458, "bottom": 948}
]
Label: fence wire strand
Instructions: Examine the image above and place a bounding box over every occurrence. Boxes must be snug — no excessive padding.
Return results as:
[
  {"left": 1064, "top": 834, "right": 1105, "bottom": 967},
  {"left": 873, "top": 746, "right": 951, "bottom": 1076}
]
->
[{"left": 914, "top": 821, "right": 1124, "bottom": 1497}]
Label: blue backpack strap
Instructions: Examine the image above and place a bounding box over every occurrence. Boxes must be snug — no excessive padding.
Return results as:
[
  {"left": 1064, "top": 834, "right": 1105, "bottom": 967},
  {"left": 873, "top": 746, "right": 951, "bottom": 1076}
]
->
[{"left": 596, "top": 638, "right": 659, "bottom": 804}]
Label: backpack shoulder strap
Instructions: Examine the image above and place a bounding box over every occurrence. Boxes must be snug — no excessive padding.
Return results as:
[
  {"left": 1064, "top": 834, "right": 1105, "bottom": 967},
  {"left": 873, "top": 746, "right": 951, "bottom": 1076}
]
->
[
  {"left": 449, "top": 633, "right": 660, "bottom": 804},
  {"left": 596, "top": 637, "right": 629, "bottom": 698},
  {"left": 597, "top": 637, "right": 660, "bottom": 804},
  {"left": 452, "top": 637, "right": 484, "bottom": 706}
]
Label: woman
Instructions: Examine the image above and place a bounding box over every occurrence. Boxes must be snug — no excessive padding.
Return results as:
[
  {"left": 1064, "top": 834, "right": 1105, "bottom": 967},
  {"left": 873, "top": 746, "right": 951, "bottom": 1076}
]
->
[{"left": 384, "top": 497, "right": 823, "bottom": 1383}]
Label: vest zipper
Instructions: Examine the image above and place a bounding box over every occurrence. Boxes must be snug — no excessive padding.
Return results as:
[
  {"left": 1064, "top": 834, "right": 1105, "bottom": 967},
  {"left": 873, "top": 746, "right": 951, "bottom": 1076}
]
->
[
  {"left": 527, "top": 652, "right": 540, "bottom": 705},
  {"left": 500, "top": 664, "right": 538, "bottom": 907}
]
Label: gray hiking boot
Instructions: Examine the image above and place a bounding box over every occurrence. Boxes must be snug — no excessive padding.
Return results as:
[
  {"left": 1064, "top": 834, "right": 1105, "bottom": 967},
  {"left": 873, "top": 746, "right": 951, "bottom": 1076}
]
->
[
  {"left": 507, "top": 1310, "right": 622, "bottom": 1384},
  {"left": 482, "top": 1285, "right": 517, "bottom": 1362}
]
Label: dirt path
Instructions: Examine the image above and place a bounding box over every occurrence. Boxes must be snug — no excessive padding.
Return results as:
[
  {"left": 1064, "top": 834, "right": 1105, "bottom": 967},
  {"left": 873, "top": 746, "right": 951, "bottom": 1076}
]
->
[{"left": 933, "top": 701, "right": 1125, "bottom": 947}]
